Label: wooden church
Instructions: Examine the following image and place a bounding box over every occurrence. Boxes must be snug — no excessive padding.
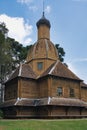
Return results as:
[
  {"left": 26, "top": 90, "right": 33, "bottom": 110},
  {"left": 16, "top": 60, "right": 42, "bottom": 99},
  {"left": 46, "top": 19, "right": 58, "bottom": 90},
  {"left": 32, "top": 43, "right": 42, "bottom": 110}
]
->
[{"left": 0, "top": 12, "right": 87, "bottom": 119}]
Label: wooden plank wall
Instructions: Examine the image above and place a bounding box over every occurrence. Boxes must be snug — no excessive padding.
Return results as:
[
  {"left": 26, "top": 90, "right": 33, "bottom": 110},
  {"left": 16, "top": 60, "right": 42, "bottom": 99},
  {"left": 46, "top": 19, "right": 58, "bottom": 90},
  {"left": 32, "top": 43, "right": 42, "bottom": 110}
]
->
[{"left": 51, "top": 77, "right": 80, "bottom": 99}]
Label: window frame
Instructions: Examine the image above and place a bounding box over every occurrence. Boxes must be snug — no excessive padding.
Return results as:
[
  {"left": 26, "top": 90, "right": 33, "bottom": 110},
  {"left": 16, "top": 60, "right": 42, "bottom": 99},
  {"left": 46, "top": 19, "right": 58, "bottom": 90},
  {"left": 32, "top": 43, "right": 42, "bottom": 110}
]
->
[
  {"left": 57, "top": 87, "right": 63, "bottom": 97},
  {"left": 69, "top": 88, "right": 75, "bottom": 97},
  {"left": 37, "top": 62, "right": 43, "bottom": 70}
]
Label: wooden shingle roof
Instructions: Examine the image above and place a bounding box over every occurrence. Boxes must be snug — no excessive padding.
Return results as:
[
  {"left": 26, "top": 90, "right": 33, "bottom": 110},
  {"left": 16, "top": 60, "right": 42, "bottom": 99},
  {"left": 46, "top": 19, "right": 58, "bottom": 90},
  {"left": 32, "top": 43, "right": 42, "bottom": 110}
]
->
[
  {"left": 0, "top": 99, "right": 16, "bottom": 108},
  {"left": 6, "top": 60, "right": 82, "bottom": 82},
  {"left": 41, "top": 60, "right": 82, "bottom": 81},
  {"left": 49, "top": 97, "right": 87, "bottom": 107},
  {"left": 81, "top": 82, "right": 87, "bottom": 88},
  {"left": 0, "top": 97, "right": 87, "bottom": 108},
  {"left": 7, "top": 64, "right": 37, "bottom": 82}
]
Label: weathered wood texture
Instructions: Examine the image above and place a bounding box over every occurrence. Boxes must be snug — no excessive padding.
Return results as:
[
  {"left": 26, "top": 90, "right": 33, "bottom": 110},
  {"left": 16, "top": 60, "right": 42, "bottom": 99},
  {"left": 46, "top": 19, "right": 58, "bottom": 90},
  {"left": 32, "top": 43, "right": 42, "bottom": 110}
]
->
[
  {"left": 4, "top": 106, "right": 87, "bottom": 118},
  {"left": 82, "top": 108, "right": 87, "bottom": 115},
  {"left": 81, "top": 88, "right": 87, "bottom": 102},
  {"left": 37, "top": 106, "right": 48, "bottom": 116},
  {"left": 50, "top": 77, "right": 81, "bottom": 99},
  {"left": 17, "top": 107, "right": 35, "bottom": 116},
  {"left": 18, "top": 79, "right": 38, "bottom": 98},
  {"left": 3, "top": 107, "right": 17, "bottom": 117},
  {"left": 51, "top": 106, "right": 66, "bottom": 115},
  {"left": 38, "top": 78, "right": 48, "bottom": 98},
  {"left": 38, "top": 25, "right": 50, "bottom": 40},
  {"left": 28, "top": 59, "right": 55, "bottom": 75},
  {"left": 68, "top": 107, "right": 80, "bottom": 115},
  {"left": 5, "top": 79, "right": 18, "bottom": 101}
]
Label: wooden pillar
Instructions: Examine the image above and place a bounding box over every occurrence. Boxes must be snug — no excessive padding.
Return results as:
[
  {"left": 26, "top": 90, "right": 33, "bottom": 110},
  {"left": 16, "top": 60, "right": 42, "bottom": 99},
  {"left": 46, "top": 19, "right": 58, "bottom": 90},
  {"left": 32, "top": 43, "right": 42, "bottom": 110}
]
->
[
  {"left": 47, "top": 106, "right": 52, "bottom": 116},
  {"left": 65, "top": 106, "right": 69, "bottom": 116},
  {"left": 48, "top": 76, "right": 52, "bottom": 97},
  {"left": 79, "top": 82, "right": 82, "bottom": 100},
  {"left": 18, "top": 78, "right": 21, "bottom": 98},
  {"left": 80, "top": 107, "right": 83, "bottom": 115}
]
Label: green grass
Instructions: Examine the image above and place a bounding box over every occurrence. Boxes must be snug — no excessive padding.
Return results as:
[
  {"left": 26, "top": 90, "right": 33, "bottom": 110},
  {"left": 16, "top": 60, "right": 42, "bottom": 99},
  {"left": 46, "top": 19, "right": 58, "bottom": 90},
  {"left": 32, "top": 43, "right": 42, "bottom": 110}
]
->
[{"left": 0, "top": 119, "right": 87, "bottom": 130}]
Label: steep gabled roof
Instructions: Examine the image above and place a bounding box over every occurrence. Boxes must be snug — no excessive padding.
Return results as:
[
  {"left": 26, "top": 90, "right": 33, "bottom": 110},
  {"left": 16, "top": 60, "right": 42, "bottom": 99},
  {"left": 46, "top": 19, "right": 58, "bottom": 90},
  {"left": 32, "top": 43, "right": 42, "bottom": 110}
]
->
[
  {"left": 7, "top": 64, "right": 37, "bottom": 82},
  {"left": 40, "top": 60, "right": 82, "bottom": 81}
]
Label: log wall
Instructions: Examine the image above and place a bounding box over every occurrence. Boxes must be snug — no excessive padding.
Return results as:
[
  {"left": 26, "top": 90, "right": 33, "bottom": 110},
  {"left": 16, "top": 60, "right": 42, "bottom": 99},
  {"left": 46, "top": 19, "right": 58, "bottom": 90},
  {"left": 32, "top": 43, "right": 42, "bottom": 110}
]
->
[
  {"left": 29, "top": 59, "right": 55, "bottom": 75},
  {"left": 50, "top": 77, "right": 80, "bottom": 99},
  {"left": 19, "top": 78, "right": 39, "bottom": 98},
  {"left": 81, "top": 87, "right": 87, "bottom": 102},
  {"left": 5, "top": 79, "right": 18, "bottom": 101},
  {"left": 38, "top": 78, "right": 48, "bottom": 98}
]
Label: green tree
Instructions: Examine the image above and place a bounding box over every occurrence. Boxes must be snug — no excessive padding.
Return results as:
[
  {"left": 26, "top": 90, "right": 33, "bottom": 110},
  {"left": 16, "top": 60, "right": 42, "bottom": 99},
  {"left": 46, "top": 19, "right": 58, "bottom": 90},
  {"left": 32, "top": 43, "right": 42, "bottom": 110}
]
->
[
  {"left": 0, "top": 22, "right": 12, "bottom": 102},
  {"left": 0, "top": 22, "right": 12, "bottom": 80},
  {"left": 55, "top": 44, "right": 65, "bottom": 62},
  {"left": 7, "top": 37, "right": 32, "bottom": 70}
]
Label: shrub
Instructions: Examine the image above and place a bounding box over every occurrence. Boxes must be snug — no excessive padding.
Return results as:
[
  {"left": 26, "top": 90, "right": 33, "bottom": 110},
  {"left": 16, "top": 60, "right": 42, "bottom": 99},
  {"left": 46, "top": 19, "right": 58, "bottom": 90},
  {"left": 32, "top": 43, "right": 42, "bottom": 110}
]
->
[{"left": 0, "top": 110, "right": 3, "bottom": 118}]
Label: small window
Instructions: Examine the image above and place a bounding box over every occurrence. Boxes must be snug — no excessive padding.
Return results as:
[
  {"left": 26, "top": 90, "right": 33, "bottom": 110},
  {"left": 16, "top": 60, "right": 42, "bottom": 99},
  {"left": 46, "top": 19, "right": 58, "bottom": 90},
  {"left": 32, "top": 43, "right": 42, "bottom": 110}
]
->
[
  {"left": 37, "top": 62, "right": 43, "bottom": 70},
  {"left": 70, "top": 88, "right": 74, "bottom": 97},
  {"left": 57, "top": 87, "right": 63, "bottom": 96}
]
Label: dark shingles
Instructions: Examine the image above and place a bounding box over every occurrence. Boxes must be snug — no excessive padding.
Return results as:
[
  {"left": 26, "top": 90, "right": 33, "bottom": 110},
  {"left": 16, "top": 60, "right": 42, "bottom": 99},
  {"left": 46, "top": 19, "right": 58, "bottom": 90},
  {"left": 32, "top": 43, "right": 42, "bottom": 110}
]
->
[
  {"left": 1, "top": 98, "right": 87, "bottom": 108},
  {"left": 81, "top": 82, "right": 87, "bottom": 88},
  {"left": 40, "top": 61, "right": 81, "bottom": 81},
  {"left": 21, "top": 64, "right": 37, "bottom": 79},
  {"left": 7, "top": 64, "right": 37, "bottom": 82},
  {"left": 49, "top": 97, "right": 86, "bottom": 107},
  {"left": 0, "top": 99, "right": 16, "bottom": 108}
]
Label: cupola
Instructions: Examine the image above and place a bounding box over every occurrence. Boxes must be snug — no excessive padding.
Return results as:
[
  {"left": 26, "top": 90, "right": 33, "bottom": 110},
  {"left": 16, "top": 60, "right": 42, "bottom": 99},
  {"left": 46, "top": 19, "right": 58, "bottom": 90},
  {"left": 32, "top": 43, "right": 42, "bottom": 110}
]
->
[
  {"left": 36, "top": 12, "right": 51, "bottom": 29},
  {"left": 36, "top": 12, "right": 51, "bottom": 40}
]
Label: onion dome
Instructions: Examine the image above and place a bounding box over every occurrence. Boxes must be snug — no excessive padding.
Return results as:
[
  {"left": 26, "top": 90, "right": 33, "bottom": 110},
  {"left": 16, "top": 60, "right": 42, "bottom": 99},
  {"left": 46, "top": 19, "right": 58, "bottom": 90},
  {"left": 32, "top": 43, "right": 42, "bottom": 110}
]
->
[
  {"left": 36, "top": 12, "right": 51, "bottom": 28},
  {"left": 26, "top": 39, "right": 58, "bottom": 62}
]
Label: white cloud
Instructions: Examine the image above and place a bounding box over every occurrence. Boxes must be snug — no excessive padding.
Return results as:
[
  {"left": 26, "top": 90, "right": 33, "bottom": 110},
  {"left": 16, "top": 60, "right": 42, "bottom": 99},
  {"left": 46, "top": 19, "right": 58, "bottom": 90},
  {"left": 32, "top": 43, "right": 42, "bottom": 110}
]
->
[
  {"left": 0, "top": 14, "right": 33, "bottom": 46},
  {"left": 24, "top": 38, "right": 32, "bottom": 45},
  {"left": 29, "top": 5, "right": 38, "bottom": 12},
  {"left": 45, "top": 6, "right": 51, "bottom": 14},
  {"left": 17, "top": 0, "right": 38, "bottom": 12},
  {"left": 17, "top": 0, "right": 33, "bottom": 4}
]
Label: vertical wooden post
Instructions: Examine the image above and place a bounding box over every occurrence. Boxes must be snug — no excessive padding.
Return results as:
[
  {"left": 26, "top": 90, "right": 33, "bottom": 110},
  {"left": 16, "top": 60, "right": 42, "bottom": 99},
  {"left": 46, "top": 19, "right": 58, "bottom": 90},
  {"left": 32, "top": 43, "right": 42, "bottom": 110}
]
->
[
  {"left": 48, "top": 76, "right": 52, "bottom": 97},
  {"left": 18, "top": 78, "right": 21, "bottom": 98},
  {"left": 79, "top": 82, "right": 81, "bottom": 100}
]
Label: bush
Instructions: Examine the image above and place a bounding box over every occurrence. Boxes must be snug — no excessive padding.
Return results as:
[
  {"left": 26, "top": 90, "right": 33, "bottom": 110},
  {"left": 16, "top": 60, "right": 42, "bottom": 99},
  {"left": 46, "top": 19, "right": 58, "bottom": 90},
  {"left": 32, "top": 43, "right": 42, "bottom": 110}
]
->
[{"left": 0, "top": 110, "right": 3, "bottom": 118}]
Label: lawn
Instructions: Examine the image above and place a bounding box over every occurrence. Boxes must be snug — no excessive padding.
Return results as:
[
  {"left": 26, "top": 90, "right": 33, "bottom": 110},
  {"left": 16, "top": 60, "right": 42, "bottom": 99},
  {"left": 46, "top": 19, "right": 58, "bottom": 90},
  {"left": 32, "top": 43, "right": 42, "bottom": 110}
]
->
[{"left": 0, "top": 119, "right": 87, "bottom": 130}]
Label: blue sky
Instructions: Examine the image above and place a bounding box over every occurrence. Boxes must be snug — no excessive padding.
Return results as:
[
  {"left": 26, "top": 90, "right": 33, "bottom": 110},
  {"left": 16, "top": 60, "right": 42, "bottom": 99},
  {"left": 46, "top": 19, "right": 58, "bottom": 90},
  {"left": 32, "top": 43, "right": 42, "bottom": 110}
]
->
[{"left": 0, "top": 0, "right": 87, "bottom": 83}]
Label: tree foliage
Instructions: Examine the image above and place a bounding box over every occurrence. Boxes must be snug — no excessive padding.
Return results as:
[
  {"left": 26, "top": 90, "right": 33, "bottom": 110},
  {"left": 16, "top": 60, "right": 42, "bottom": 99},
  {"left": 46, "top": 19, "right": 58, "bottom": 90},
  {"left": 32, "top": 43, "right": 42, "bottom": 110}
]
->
[
  {"left": 0, "top": 22, "right": 12, "bottom": 80},
  {"left": 6, "top": 37, "right": 32, "bottom": 70},
  {"left": 55, "top": 44, "right": 65, "bottom": 62}
]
